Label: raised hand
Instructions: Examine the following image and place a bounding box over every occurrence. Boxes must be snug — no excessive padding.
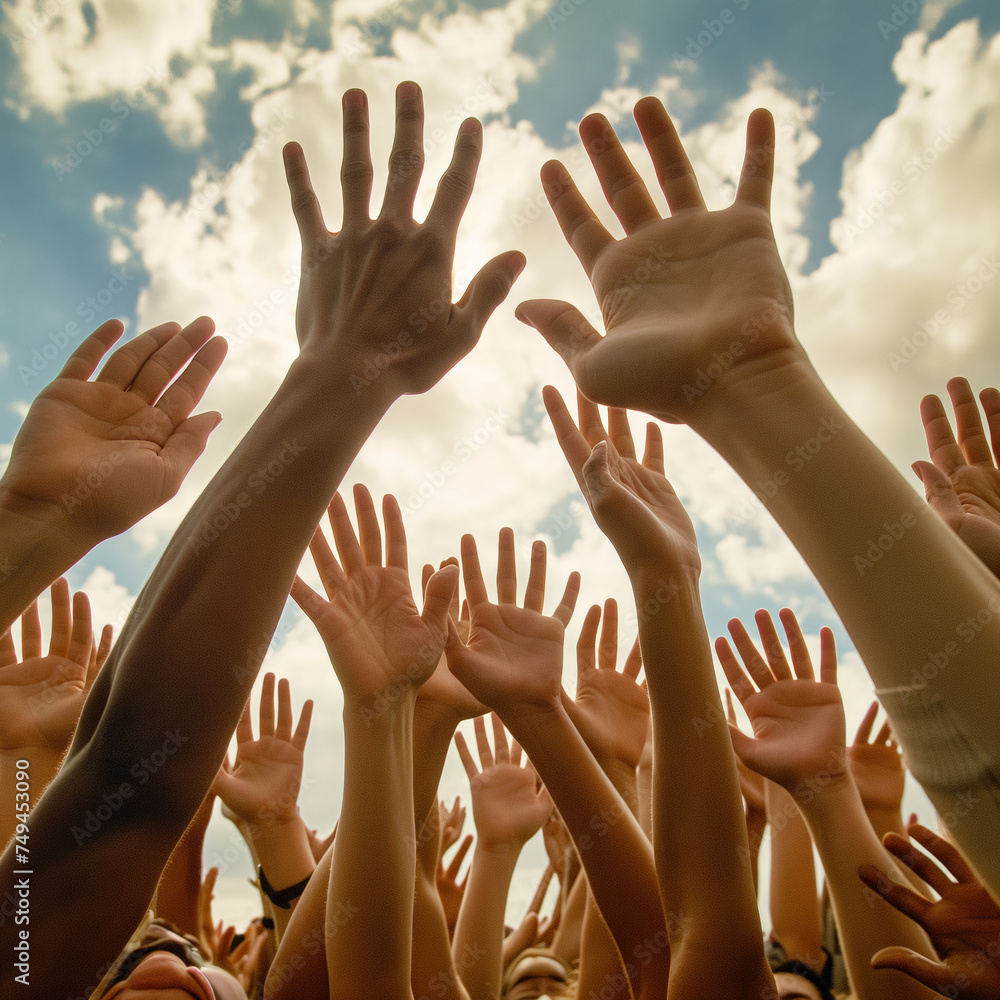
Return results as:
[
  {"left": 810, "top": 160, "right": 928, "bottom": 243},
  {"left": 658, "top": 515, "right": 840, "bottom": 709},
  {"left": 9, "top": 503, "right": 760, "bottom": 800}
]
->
[
  {"left": 914, "top": 377, "right": 1000, "bottom": 580},
  {"left": 291, "top": 485, "right": 458, "bottom": 707},
  {"left": 418, "top": 559, "right": 486, "bottom": 722},
  {"left": 567, "top": 599, "right": 648, "bottom": 772},
  {"left": 516, "top": 101, "right": 795, "bottom": 424},
  {"left": 443, "top": 529, "right": 579, "bottom": 717},
  {"left": 439, "top": 795, "right": 467, "bottom": 855},
  {"left": 0, "top": 579, "right": 105, "bottom": 758},
  {"left": 437, "top": 831, "right": 473, "bottom": 931},
  {"left": 1, "top": 318, "right": 225, "bottom": 542},
  {"left": 284, "top": 82, "right": 522, "bottom": 398},
  {"left": 848, "top": 701, "right": 905, "bottom": 815},
  {"left": 455, "top": 713, "right": 552, "bottom": 849},
  {"left": 861, "top": 823, "right": 1000, "bottom": 1000},
  {"left": 212, "top": 672, "right": 313, "bottom": 830},
  {"left": 544, "top": 386, "right": 700, "bottom": 576},
  {"left": 718, "top": 608, "right": 845, "bottom": 795}
]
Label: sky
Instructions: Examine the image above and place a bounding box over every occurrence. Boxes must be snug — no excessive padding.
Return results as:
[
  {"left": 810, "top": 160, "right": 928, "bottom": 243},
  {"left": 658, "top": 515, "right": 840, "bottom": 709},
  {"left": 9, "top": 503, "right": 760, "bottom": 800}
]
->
[{"left": 3, "top": 0, "right": 1000, "bottom": 932}]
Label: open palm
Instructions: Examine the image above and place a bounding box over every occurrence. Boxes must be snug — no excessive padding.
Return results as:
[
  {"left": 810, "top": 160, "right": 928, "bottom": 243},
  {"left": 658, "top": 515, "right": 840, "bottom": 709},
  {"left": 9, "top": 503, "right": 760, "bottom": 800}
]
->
[
  {"left": 2, "top": 318, "right": 225, "bottom": 539},
  {"left": 719, "top": 608, "right": 846, "bottom": 793},
  {"left": 292, "top": 487, "right": 456, "bottom": 703}
]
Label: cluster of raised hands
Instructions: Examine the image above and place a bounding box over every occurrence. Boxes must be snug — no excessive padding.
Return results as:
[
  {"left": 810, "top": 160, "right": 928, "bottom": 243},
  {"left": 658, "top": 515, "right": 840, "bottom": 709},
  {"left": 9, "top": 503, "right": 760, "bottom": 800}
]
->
[{"left": 4, "top": 78, "right": 1000, "bottom": 1000}]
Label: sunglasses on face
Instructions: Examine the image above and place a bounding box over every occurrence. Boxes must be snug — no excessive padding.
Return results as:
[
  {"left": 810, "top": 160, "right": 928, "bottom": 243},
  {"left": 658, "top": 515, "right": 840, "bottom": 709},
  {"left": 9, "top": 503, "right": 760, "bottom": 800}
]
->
[{"left": 105, "top": 935, "right": 208, "bottom": 990}]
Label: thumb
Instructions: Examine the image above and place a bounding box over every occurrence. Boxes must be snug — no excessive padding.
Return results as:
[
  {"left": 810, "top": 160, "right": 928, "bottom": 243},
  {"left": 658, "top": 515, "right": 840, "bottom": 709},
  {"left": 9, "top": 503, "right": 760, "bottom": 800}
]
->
[
  {"left": 160, "top": 410, "right": 224, "bottom": 495},
  {"left": 516, "top": 299, "right": 602, "bottom": 378},
  {"left": 911, "top": 460, "right": 963, "bottom": 519},
  {"left": 422, "top": 564, "right": 460, "bottom": 640},
  {"left": 727, "top": 723, "right": 764, "bottom": 774},
  {"left": 870, "top": 946, "right": 952, "bottom": 993},
  {"left": 455, "top": 251, "right": 525, "bottom": 336}
]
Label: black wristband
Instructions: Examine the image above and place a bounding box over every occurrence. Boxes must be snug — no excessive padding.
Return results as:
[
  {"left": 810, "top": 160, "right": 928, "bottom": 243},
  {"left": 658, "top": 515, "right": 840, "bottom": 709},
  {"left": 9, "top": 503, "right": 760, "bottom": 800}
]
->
[{"left": 257, "top": 865, "right": 311, "bottom": 909}]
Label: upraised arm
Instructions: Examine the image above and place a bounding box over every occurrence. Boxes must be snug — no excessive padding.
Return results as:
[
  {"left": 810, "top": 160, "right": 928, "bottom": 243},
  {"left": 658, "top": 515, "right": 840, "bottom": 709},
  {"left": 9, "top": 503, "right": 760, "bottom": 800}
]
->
[
  {"left": 445, "top": 531, "right": 669, "bottom": 1000},
  {"left": 518, "top": 96, "right": 1000, "bottom": 902},
  {"left": 543, "top": 387, "right": 770, "bottom": 999},
  {"left": 273, "top": 487, "right": 457, "bottom": 1000},
  {"left": 720, "top": 608, "right": 937, "bottom": 1000},
  {"left": 6, "top": 81, "right": 519, "bottom": 1000}
]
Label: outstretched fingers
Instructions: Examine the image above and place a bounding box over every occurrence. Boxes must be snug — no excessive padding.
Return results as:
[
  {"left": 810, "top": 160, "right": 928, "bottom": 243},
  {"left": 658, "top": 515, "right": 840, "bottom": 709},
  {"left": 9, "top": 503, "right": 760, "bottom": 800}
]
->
[
  {"left": 735, "top": 108, "right": 775, "bottom": 212},
  {"left": 578, "top": 112, "right": 660, "bottom": 234},
  {"left": 284, "top": 139, "right": 330, "bottom": 246},
  {"left": 537, "top": 160, "right": 614, "bottom": 275},
  {"left": 633, "top": 97, "right": 705, "bottom": 213}
]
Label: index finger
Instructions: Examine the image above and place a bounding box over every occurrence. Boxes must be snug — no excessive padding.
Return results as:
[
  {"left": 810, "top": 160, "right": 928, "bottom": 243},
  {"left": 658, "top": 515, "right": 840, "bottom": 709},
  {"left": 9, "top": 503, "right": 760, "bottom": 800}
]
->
[
  {"left": 460, "top": 534, "right": 491, "bottom": 611},
  {"left": 543, "top": 385, "right": 591, "bottom": 493},
  {"left": 538, "top": 159, "right": 615, "bottom": 277},
  {"left": 283, "top": 141, "right": 329, "bottom": 245},
  {"left": 854, "top": 701, "right": 879, "bottom": 745},
  {"left": 424, "top": 117, "right": 482, "bottom": 238}
]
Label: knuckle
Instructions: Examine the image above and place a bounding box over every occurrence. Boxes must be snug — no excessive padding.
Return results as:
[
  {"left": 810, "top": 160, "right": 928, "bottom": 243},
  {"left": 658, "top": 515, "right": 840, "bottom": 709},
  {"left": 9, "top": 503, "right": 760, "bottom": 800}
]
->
[
  {"left": 436, "top": 168, "right": 474, "bottom": 205},
  {"left": 388, "top": 147, "right": 423, "bottom": 183},
  {"left": 340, "top": 159, "right": 374, "bottom": 187}
]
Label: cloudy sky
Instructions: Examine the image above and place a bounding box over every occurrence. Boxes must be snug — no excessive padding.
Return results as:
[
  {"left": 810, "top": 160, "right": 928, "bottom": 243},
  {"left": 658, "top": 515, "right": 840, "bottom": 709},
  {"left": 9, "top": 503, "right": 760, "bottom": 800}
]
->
[{"left": 3, "top": 0, "right": 1000, "bottom": 929}]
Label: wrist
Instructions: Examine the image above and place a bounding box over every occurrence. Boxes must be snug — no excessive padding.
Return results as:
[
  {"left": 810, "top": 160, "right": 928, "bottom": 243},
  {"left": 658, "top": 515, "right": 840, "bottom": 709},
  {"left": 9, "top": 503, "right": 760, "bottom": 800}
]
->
[{"left": 471, "top": 837, "right": 523, "bottom": 868}]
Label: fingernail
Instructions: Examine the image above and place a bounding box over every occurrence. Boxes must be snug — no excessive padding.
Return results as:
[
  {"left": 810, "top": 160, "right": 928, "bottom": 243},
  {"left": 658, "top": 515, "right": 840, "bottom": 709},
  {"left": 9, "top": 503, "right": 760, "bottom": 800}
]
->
[
  {"left": 344, "top": 89, "right": 365, "bottom": 110},
  {"left": 398, "top": 81, "right": 419, "bottom": 100},
  {"left": 508, "top": 251, "right": 526, "bottom": 278},
  {"left": 461, "top": 118, "right": 481, "bottom": 134}
]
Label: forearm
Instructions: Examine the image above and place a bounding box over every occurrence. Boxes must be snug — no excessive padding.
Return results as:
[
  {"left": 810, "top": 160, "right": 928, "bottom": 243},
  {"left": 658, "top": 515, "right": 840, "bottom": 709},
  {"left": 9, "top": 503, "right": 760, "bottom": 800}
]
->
[
  {"left": 0, "top": 749, "right": 62, "bottom": 849},
  {"left": 504, "top": 705, "right": 667, "bottom": 1000},
  {"left": 634, "top": 568, "right": 771, "bottom": 997},
  {"left": 328, "top": 699, "right": 417, "bottom": 1000},
  {"left": 70, "top": 358, "right": 390, "bottom": 807},
  {"left": 247, "top": 816, "right": 317, "bottom": 943},
  {"left": 412, "top": 705, "right": 466, "bottom": 1000},
  {"left": 551, "top": 865, "right": 586, "bottom": 967},
  {"left": 154, "top": 794, "right": 215, "bottom": 940},
  {"left": 453, "top": 842, "right": 521, "bottom": 1000},
  {"left": 765, "top": 782, "right": 822, "bottom": 969},
  {"left": 0, "top": 504, "right": 93, "bottom": 634},
  {"left": 4, "top": 360, "right": 393, "bottom": 1000},
  {"left": 698, "top": 365, "right": 1000, "bottom": 892},
  {"left": 797, "top": 778, "right": 938, "bottom": 1000},
  {"left": 744, "top": 808, "right": 766, "bottom": 900}
]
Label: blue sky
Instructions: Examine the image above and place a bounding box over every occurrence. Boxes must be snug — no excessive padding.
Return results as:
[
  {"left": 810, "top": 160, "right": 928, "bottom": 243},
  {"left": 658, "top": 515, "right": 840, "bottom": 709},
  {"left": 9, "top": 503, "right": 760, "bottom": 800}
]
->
[{"left": 3, "top": 0, "right": 1000, "bottom": 926}]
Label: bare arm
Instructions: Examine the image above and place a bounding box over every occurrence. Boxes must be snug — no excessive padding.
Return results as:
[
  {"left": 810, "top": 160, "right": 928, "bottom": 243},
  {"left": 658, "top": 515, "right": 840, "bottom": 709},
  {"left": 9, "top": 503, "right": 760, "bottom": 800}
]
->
[{"left": 3, "top": 82, "right": 518, "bottom": 1000}]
